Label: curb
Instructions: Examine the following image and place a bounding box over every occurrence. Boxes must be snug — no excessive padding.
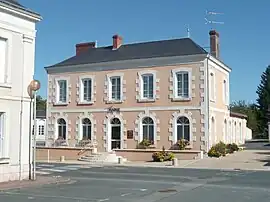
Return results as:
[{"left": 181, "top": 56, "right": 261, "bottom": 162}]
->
[{"left": 0, "top": 177, "right": 72, "bottom": 191}]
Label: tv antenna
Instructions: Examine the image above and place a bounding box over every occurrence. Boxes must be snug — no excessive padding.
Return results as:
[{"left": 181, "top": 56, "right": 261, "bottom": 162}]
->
[
  {"left": 187, "top": 24, "right": 190, "bottom": 38},
  {"left": 205, "top": 10, "right": 224, "bottom": 29}
]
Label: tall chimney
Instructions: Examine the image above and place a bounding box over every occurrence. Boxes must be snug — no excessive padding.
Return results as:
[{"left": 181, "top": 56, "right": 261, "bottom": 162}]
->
[
  {"left": 112, "top": 34, "right": 122, "bottom": 50},
  {"left": 209, "top": 30, "right": 220, "bottom": 58},
  {"left": 76, "top": 42, "right": 96, "bottom": 55}
]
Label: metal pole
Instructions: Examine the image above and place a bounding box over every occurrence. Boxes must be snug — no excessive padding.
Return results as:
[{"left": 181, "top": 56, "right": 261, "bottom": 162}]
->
[
  {"left": 33, "top": 92, "right": 37, "bottom": 180},
  {"left": 28, "top": 98, "right": 33, "bottom": 180}
]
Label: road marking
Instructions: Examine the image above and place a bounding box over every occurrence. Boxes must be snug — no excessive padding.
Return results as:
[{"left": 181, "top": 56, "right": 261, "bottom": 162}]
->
[
  {"left": 140, "top": 189, "right": 147, "bottom": 191},
  {"left": 38, "top": 164, "right": 55, "bottom": 167},
  {"left": 40, "top": 168, "right": 67, "bottom": 173},
  {"left": 98, "top": 198, "right": 109, "bottom": 201},
  {"left": 121, "top": 193, "right": 131, "bottom": 196},
  {"left": 36, "top": 171, "right": 51, "bottom": 175},
  {"left": 56, "top": 166, "right": 79, "bottom": 171}
]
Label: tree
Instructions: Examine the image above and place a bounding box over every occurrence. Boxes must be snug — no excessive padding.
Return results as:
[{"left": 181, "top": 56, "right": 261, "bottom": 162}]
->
[
  {"left": 230, "top": 100, "right": 259, "bottom": 136},
  {"left": 36, "top": 95, "right": 46, "bottom": 111},
  {"left": 256, "top": 65, "right": 270, "bottom": 137}
]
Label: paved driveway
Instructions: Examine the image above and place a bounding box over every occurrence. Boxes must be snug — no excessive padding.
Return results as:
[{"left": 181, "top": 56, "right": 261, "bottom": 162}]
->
[
  {"left": 185, "top": 141, "right": 270, "bottom": 170},
  {"left": 0, "top": 165, "right": 270, "bottom": 201}
]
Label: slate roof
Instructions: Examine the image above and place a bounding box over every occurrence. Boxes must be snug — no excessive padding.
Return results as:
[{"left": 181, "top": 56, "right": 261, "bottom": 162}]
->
[
  {"left": 0, "top": 0, "right": 41, "bottom": 16},
  {"left": 46, "top": 38, "right": 207, "bottom": 68}
]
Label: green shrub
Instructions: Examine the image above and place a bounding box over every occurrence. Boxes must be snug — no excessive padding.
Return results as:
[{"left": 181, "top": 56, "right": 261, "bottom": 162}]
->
[
  {"left": 208, "top": 141, "right": 227, "bottom": 157},
  {"left": 136, "top": 139, "right": 152, "bottom": 149},
  {"left": 152, "top": 147, "right": 175, "bottom": 162},
  {"left": 177, "top": 139, "right": 190, "bottom": 150},
  {"left": 226, "top": 143, "right": 239, "bottom": 153},
  {"left": 208, "top": 147, "right": 222, "bottom": 157}
]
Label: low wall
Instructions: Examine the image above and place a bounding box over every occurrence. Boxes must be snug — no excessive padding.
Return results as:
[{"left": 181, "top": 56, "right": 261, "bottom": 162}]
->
[
  {"left": 36, "top": 147, "right": 92, "bottom": 161},
  {"left": 114, "top": 149, "right": 203, "bottom": 161}
]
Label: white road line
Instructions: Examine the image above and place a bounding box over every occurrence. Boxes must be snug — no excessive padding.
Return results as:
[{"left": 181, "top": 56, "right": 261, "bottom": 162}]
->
[
  {"left": 98, "top": 198, "right": 109, "bottom": 202},
  {"left": 38, "top": 164, "right": 55, "bottom": 167},
  {"left": 121, "top": 193, "right": 131, "bottom": 196},
  {"left": 55, "top": 167, "right": 79, "bottom": 171},
  {"left": 40, "top": 168, "right": 67, "bottom": 173},
  {"left": 36, "top": 171, "right": 51, "bottom": 175}
]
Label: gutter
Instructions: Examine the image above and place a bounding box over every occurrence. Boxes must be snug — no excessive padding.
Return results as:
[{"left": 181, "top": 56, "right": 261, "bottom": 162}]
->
[
  {"left": 205, "top": 56, "right": 210, "bottom": 152},
  {"left": 0, "top": 1, "right": 42, "bottom": 22}
]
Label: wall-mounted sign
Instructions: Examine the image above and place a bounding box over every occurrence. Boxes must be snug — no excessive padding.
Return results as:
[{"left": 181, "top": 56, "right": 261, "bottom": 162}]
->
[
  {"left": 127, "top": 130, "right": 133, "bottom": 139},
  {"left": 107, "top": 106, "right": 120, "bottom": 113}
]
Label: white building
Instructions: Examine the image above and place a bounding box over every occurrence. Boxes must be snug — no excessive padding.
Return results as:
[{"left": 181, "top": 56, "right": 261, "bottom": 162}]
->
[
  {"left": 0, "top": 0, "right": 41, "bottom": 182},
  {"left": 33, "top": 110, "right": 46, "bottom": 147}
]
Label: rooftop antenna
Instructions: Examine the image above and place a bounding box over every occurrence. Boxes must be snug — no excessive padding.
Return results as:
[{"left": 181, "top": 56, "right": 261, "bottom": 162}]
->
[
  {"left": 187, "top": 24, "right": 190, "bottom": 38},
  {"left": 205, "top": 10, "right": 224, "bottom": 30}
]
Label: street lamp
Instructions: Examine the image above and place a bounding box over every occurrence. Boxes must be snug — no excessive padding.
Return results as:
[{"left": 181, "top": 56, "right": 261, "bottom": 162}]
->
[{"left": 28, "top": 79, "right": 41, "bottom": 180}]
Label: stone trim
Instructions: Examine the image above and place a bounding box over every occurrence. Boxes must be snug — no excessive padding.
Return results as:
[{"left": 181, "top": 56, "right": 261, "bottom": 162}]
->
[
  {"left": 169, "top": 67, "right": 193, "bottom": 101},
  {"left": 169, "top": 109, "right": 196, "bottom": 147},
  {"left": 75, "top": 112, "right": 96, "bottom": 142},
  {"left": 134, "top": 111, "right": 160, "bottom": 145},
  {"left": 53, "top": 76, "right": 71, "bottom": 105},
  {"left": 47, "top": 112, "right": 70, "bottom": 145},
  {"left": 76, "top": 75, "right": 96, "bottom": 104},
  {"left": 104, "top": 72, "right": 126, "bottom": 103},
  {"left": 136, "top": 70, "right": 159, "bottom": 102},
  {"left": 103, "top": 112, "right": 127, "bottom": 151}
]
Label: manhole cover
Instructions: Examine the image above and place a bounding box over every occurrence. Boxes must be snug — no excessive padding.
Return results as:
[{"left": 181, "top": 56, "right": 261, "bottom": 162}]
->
[{"left": 158, "top": 189, "right": 177, "bottom": 193}]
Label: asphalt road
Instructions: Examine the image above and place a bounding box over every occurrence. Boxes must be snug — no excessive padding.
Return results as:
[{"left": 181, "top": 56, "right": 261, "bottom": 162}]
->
[{"left": 1, "top": 164, "right": 270, "bottom": 201}]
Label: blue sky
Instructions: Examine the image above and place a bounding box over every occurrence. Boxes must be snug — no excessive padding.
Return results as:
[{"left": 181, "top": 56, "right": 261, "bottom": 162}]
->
[{"left": 20, "top": 0, "right": 270, "bottom": 103}]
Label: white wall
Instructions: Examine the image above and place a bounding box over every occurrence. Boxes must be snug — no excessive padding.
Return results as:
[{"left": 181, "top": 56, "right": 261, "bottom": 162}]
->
[{"left": 0, "top": 3, "right": 41, "bottom": 182}]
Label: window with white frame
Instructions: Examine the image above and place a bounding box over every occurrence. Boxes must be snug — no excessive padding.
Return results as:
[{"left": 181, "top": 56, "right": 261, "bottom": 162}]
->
[
  {"left": 57, "top": 80, "right": 67, "bottom": 103},
  {"left": 110, "top": 76, "right": 121, "bottom": 101},
  {"left": 210, "top": 72, "right": 215, "bottom": 101},
  {"left": 176, "top": 116, "right": 190, "bottom": 141},
  {"left": 175, "top": 71, "right": 189, "bottom": 98},
  {"left": 82, "top": 118, "right": 91, "bottom": 140},
  {"left": 142, "top": 117, "right": 154, "bottom": 143},
  {"left": 81, "top": 78, "right": 92, "bottom": 103},
  {"left": 0, "top": 38, "right": 7, "bottom": 84},
  {"left": 142, "top": 74, "right": 154, "bottom": 99},
  {"left": 0, "top": 112, "right": 5, "bottom": 158}
]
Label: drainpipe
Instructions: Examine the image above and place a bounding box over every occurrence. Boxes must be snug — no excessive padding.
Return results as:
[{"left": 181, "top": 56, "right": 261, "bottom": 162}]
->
[{"left": 19, "top": 35, "right": 26, "bottom": 180}]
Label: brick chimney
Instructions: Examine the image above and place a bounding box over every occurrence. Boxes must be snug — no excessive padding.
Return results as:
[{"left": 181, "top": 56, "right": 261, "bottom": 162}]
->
[
  {"left": 112, "top": 34, "right": 122, "bottom": 50},
  {"left": 209, "top": 30, "right": 220, "bottom": 58},
  {"left": 76, "top": 42, "right": 96, "bottom": 55}
]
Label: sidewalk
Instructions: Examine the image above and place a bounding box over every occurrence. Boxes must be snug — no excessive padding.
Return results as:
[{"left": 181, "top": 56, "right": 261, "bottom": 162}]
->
[
  {"left": 37, "top": 144, "right": 270, "bottom": 171},
  {"left": 0, "top": 176, "right": 71, "bottom": 191}
]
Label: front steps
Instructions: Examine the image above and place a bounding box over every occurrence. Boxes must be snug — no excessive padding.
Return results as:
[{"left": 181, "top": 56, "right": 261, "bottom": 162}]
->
[{"left": 78, "top": 151, "right": 127, "bottom": 164}]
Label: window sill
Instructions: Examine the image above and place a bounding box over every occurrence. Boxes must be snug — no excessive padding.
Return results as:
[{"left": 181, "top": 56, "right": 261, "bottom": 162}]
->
[
  {"left": 137, "top": 98, "right": 156, "bottom": 103},
  {"left": 0, "top": 83, "right": 12, "bottom": 89},
  {"left": 0, "top": 158, "right": 10, "bottom": 165},
  {"left": 106, "top": 100, "right": 123, "bottom": 104},
  {"left": 53, "top": 102, "right": 68, "bottom": 106},
  {"left": 77, "top": 101, "right": 94, "bottom": 105},
  {"left": 172, "top": 97, "right": 191, "bottom": 102}
]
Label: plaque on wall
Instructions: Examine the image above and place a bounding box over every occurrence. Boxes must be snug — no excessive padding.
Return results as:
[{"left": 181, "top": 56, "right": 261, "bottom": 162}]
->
[{"left": 127, "top": 130, "right": 133, "bottom": 139}]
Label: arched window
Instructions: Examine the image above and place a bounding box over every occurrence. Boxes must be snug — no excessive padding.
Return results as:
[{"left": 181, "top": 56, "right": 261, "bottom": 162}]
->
[
  {"left": 142, "top": 117, "right": 154, "bottom": 142},
  {"left": 176, "top": 116, "right": 190, "bottom": 141},
  {"left": 57, "top": 118, "right": 66, "bottom": 139},
  {"left": 224, "top": 119, "right": 227, "bottom": 142},
  {"left": 111, "top": 118, "right": 121, "bottom": 149},
  {"left": 82, "top": 118, "right": 91, "bottom": 140}
]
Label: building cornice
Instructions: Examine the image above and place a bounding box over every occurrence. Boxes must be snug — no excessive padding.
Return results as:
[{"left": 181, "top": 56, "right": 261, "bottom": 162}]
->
[{"left": 0, "top": 2, "right": 42, "bottom": 22}]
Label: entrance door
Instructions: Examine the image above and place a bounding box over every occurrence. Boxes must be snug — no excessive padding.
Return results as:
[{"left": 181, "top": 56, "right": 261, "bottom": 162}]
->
[{"left": 111, "top": 118, "right": 121, "bottom": 150}]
